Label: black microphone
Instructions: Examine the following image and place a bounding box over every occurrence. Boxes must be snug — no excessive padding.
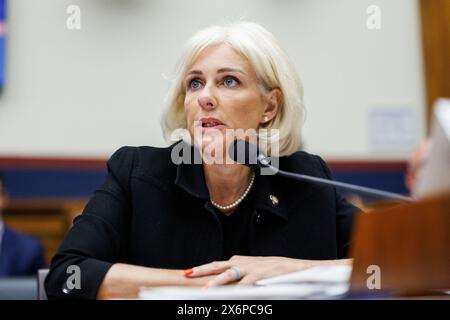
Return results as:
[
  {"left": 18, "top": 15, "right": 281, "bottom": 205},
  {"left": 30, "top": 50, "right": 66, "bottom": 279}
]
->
[{"left": 229, "top": 139, "right": 413, "bottom": 202}]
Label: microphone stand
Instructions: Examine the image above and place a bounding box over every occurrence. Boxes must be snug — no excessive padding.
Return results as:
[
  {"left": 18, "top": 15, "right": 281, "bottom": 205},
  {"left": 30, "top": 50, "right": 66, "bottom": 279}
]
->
[{"left": 256, "top": 154, "right": 414, "bottom": 202}]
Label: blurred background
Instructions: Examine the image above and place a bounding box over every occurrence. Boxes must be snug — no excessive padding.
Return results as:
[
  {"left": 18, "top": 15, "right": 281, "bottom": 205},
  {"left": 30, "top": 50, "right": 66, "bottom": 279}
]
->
[{"left": 0, "top": 0, "right": 448, "bottom": 295}]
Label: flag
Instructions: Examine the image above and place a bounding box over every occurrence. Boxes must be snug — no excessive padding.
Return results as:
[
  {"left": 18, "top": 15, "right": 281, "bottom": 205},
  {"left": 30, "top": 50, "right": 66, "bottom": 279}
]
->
[{"left": 0, "top": 0, "right": 6, "bottom": 88}]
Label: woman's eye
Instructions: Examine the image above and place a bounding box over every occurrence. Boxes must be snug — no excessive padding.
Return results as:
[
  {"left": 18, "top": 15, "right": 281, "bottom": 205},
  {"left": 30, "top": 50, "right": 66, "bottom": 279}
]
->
[
  {"left": 188, "top": 79, "right": 202, "bottom": 90},
  {"left": 223, "top": 76, "right": 239, "bottom": 88}
]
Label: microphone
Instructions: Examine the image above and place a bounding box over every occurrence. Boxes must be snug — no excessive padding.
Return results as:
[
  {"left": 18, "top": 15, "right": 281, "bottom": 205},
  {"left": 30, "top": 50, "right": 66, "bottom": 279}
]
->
[{"left": 229, "top": 139, "right": 413, "bottom": 202}]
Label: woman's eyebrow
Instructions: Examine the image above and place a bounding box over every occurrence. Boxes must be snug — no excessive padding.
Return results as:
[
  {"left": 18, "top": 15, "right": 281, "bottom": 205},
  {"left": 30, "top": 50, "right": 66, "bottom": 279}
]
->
[
  {"left": 217, "top": 67, "right": 245, "bottom": 74},
  {"left": 186, "top": 67, "right": 246, "bottom": 76},
  {"left": 186, "top": 70, "right": 202, "bottom": 76}
]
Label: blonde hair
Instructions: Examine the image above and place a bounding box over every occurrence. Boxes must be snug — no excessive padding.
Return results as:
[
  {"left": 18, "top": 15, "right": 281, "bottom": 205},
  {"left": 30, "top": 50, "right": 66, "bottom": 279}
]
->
[{"left": 161, "top": 21, "right": 305, "bottom": 156}]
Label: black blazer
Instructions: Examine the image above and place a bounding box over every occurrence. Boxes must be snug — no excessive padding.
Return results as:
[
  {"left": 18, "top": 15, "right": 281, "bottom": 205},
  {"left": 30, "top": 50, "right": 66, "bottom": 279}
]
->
[{"left": 45, "top": 141, "right": 358, "bottom": 299}]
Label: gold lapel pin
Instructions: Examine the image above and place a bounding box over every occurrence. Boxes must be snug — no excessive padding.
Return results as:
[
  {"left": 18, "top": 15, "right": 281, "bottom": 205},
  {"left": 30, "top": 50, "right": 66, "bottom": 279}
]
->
[{"left": 269, "top": 194, "right": 279, "bottom": 206}]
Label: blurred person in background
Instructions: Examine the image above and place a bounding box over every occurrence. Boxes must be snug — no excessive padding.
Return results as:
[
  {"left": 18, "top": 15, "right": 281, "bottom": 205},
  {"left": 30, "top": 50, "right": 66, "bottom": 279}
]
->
[
  {"left": 405, "top": 139, "right": 432, "bottom": 195},
  {"left": 0, "top": 173, "right": 46, "bottom": 277}
]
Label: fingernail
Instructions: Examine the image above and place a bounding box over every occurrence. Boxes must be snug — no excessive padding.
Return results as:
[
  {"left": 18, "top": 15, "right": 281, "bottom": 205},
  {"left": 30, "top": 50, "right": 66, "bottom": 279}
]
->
[
  {"left": 202, "top": 284, "right": 209, "bottom": 289},
  {"left": 184, "top": 268, "right": 194, "bottom": 277}
]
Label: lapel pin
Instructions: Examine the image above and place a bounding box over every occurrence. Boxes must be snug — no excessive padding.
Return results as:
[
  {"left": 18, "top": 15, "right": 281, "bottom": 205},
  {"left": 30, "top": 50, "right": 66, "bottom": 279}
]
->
[{"left": 269, "top": 194, "right": 279, "bottom": 206}]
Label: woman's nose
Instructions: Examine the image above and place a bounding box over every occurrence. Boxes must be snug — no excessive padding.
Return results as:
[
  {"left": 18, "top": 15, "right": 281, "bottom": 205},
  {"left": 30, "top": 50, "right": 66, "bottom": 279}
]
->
[{"left": 198, "top": 90, "right": 217, "bottom": 111}]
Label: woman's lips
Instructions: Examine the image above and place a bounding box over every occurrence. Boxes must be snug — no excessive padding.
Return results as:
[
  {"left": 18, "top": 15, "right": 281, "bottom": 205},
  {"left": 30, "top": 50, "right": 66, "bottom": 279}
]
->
[{"left": 198, "top": 117, "right": 226, "bottom": 131}]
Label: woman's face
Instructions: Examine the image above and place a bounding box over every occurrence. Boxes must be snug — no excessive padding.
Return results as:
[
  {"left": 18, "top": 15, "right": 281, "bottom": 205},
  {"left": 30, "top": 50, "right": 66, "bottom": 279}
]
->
[{"left": 183, "top": 43, "right": 279, "bottom": 161}]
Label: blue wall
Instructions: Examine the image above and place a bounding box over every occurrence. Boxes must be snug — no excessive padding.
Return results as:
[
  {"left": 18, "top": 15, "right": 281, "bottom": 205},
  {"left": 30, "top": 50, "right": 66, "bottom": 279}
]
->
[
  {"left": 0, "top": 166, "right": 409, "bottom": 199},
  {"left": 1, "top": 169, "right": 106, "bottom": 198}
]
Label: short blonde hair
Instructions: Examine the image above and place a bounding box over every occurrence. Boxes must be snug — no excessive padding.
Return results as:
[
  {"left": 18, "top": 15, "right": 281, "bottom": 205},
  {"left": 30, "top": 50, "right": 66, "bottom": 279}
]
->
[{"left": 161, "top": 21, "right": 305, "bottom": 156}]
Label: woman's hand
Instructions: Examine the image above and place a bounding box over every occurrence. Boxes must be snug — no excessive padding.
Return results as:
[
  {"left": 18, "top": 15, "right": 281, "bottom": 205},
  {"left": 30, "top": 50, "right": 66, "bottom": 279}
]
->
[
  {"left": 97, "top": 263, "right": 217, "bottom": 299},
  {"left": 184, "top": 255, "right": 323, "bottom": 287}
]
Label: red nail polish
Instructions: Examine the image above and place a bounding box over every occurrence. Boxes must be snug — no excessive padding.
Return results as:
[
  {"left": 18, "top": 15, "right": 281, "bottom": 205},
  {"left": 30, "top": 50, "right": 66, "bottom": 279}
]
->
[{"left": 184, "top": 268, "right": 194, "bottom": 277}]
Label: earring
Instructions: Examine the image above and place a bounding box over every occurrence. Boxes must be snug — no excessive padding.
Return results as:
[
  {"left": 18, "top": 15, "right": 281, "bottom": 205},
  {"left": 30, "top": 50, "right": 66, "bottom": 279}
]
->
[{"left": 264, "top": 116, "right": 269, "bottom": 123}]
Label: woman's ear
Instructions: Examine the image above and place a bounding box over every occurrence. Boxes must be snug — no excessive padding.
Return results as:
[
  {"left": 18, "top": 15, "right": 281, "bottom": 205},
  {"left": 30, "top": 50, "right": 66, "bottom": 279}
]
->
[{"left": 261, "top": 88, "right": 282, "bottom": 124}]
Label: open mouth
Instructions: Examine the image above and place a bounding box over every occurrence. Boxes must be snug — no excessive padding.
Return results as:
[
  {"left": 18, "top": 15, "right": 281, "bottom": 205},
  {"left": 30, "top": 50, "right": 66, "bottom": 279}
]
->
[
  {"left": 202, "top": 121, "right": 222, "bottom": 127},
  {"left": 199, "top": 118, "right": 225, "bottom": 128}
]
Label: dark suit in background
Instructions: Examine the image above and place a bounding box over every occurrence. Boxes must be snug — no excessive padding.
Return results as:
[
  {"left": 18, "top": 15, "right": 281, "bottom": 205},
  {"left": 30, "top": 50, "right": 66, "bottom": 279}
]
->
[{"left": 0, "top": 226, "right": 46, "bottom": 277}]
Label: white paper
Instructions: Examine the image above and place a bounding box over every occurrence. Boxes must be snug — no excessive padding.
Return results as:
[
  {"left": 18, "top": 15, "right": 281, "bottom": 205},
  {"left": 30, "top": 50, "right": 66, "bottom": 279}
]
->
[
  {"left": 256, "top": 264, "right": 352, "bottom": 286},
  {"left": 139, "top": 283, "right": 349, "bottom": 300},
  {"left": 139, "top": 265, "right": 352, "bottom": 300},
  {"left": 414, "top": 99, "right": 450, "bottom": 198}
]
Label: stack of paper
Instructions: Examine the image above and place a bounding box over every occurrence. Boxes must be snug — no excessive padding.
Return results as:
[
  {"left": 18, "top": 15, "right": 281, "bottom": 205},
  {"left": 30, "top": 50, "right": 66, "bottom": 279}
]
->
[
  {"left": 139, "top": 265, "right": 352, "bottom": 300},
  {"left": 256, "top": 264, "right": 352, "bottom": 286}
]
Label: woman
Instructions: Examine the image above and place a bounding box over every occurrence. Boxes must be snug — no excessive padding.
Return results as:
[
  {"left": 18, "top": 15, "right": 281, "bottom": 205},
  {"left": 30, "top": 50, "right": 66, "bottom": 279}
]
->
[{"left": 45, "top": 21, "right": 357, "bottom": 299}]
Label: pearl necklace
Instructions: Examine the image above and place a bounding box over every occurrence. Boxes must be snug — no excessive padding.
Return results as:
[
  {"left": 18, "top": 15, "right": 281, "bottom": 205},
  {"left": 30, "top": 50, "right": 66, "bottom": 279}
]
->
[{"left": 210, "top": 171, "right": 255, "bottom": 211}]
